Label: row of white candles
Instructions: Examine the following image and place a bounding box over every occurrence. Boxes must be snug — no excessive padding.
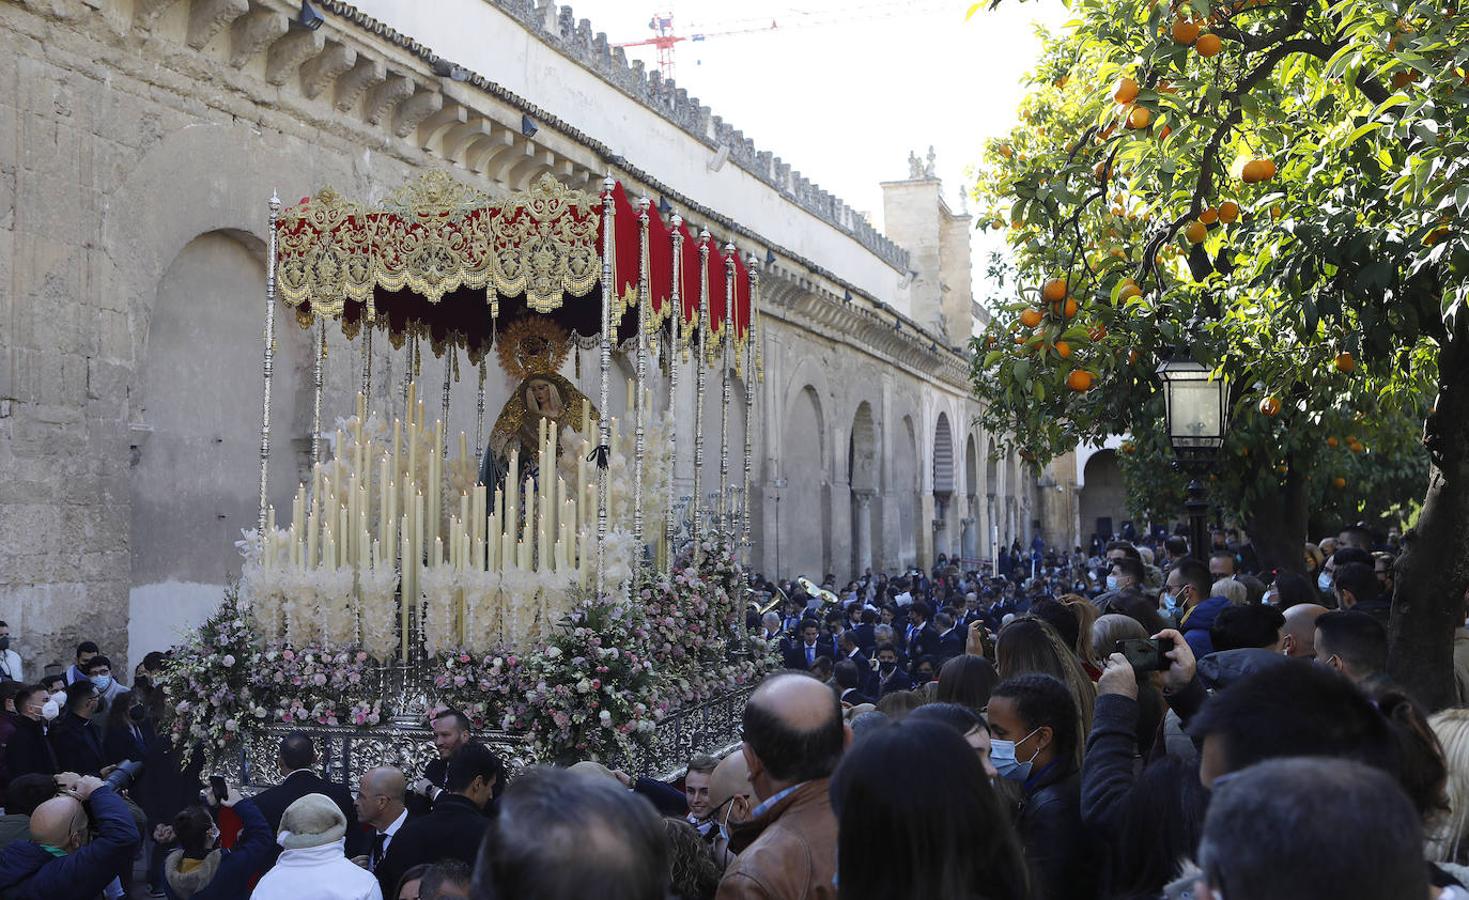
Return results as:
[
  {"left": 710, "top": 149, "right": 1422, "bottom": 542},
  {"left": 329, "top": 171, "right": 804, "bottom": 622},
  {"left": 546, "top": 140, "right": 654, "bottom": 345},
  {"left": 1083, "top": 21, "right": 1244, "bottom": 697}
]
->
[{"left": 259, "top": 385, "right": 639, "bottom": 657}]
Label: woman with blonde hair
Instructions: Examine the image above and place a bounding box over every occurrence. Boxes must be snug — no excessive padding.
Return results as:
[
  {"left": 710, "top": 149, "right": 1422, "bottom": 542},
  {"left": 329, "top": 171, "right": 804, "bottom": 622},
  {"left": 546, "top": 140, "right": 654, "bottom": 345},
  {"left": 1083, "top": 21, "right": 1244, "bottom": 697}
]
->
[
  {"left": 1059, "top": 593, "right": 1102, "bottom": 673},
  {"left": 1429, "top": 708, "right": 1469, "bottom": 868},
  {"left": 995, "top": 617, "right": 1095, "bottom": 767}
]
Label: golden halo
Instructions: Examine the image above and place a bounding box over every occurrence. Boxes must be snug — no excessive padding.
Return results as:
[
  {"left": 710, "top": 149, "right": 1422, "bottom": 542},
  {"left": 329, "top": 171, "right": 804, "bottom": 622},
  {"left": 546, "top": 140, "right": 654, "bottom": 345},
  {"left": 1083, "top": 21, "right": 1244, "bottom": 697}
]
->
[{"left": 496, "top": 317, "right": 570, "bottom": 381}]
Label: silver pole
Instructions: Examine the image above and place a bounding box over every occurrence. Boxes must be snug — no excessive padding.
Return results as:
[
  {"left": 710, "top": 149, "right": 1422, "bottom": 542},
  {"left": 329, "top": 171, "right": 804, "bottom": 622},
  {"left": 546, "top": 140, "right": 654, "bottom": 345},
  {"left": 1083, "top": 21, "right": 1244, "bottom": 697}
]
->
[
  {"left": 596, "top": 176, "right": 616, "bottom": 598},
  {"left": 258, "top": 192, "right": 281, "bottom": 531},
  {"left": 718, "top": 244, "right": 734, "bottom": 530},
  {"left": 360, "top": 316, "right": 374, "bottom": 400},
  {"left": 742, "top": 255, "right": 757, "bottom": 562},
  {"left": 665, "top": 217, "right": 684, "bottom": 565},
  {"left": 690, "top": 231, "right": 710, "bottom": 561},
  {"left": 632, "top": 198, "right": 651, "bottom": 576},
  {"left": 475, "top": 359, "right": 486, "bottom": 459},
  {"left": 311, "top": 320, "right": 325, "bottom": 467}
]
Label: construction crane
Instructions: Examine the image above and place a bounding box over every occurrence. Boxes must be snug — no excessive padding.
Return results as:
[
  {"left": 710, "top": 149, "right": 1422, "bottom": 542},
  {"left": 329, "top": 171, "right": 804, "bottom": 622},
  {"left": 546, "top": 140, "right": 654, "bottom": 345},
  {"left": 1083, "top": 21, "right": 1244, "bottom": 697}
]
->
[
  {"left": 615, "top": 2, "right": 956, "bottom": 79},
  {"left": 614, "top": 13, "right": 778, "bottom": 80}
]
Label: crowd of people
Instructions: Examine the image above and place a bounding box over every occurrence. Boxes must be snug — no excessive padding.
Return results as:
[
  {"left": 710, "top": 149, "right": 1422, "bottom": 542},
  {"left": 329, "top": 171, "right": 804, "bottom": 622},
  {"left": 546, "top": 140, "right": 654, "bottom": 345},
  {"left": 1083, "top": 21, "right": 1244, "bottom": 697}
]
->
[{"left": 2, "top": 521, "right": 1468, "bottom": 898}]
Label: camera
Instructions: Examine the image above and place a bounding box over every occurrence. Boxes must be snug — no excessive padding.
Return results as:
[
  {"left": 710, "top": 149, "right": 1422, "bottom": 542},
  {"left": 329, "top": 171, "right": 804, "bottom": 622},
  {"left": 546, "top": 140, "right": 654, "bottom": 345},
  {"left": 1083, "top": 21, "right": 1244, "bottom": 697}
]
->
[{"left": 104, "top": 759, "right": 144, "bottom": 792}]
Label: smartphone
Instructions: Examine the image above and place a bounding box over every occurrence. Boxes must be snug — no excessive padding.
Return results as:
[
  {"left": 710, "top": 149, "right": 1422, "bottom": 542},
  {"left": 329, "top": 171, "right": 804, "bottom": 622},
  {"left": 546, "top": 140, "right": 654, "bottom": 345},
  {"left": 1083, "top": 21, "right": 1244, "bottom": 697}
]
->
[
  {"left": 1117, "top": 638, "right": 1170, "bottom": 673},
  {"left": 209, "top": 775, "right": 228, "bottom": 802}
]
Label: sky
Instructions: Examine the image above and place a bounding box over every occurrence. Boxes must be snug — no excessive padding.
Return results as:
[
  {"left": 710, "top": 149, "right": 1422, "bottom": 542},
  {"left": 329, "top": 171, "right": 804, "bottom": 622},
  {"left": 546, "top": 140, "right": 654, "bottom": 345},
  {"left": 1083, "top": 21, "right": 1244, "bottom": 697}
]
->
[{"left": 575, "top": 0, "right": 1071, "bottom": 279}]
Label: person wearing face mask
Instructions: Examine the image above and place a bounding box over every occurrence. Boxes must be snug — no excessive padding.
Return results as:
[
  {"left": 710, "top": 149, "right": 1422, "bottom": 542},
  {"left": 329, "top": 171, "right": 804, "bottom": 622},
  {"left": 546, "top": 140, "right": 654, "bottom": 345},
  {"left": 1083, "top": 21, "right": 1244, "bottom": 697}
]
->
[
  {"left": 1168, "top": 558, "right": 1230, "bottom": 660},
  {"left": 0, "top": 623, "right": 22, "bottom": 684},
  {"left": 82, "top": 656, "right": 126, "bottom": 731},
  {"left": 4, "top": 686, "right": 58, "bottom": 779},
  {"left": 871, "top": 644, "right": 912, "bottom": 698},
  {"left": 987, "top": 672, "right": 1095, "bottom": 900},
  {"left": 703, "top": 750, "right": 754, "bottom": 868},
  {"left": 162, "top": 780, "right": 273, "bottom": 900}
]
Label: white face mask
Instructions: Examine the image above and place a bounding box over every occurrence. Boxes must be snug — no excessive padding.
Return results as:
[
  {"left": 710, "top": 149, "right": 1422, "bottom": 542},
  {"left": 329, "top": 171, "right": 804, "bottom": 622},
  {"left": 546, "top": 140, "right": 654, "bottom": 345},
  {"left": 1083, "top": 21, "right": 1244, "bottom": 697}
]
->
[
  {"left": 1318, "top": 571, "right": 1333, "bottom": 592},
  {"left": 41, "top": 699, "right": 60, "bottom": 721},
  {"left": 1105, "top": 575, "right": 1119, "bottom": 591}
]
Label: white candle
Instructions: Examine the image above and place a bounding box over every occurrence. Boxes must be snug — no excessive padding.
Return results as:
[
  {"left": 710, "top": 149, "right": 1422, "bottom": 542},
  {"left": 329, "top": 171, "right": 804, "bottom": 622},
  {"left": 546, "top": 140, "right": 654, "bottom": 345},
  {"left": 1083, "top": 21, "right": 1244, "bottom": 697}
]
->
[{"left": 400, "top": 523, "right": 412, "bottom": 658}]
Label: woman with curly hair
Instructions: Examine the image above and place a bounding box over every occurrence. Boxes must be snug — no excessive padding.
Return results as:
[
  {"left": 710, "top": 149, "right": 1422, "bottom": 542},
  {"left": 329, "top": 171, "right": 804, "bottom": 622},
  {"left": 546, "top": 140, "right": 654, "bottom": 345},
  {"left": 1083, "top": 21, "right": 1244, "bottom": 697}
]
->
[{"left": 662, "top": 817, "right": 722, "bottom": 900}]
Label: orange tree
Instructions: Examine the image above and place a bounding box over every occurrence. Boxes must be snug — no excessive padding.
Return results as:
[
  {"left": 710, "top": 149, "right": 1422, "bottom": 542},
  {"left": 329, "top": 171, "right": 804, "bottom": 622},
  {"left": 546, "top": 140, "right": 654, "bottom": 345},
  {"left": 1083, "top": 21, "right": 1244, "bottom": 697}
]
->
[{"left": 969, "top": 0, "right": 1465, "bottom": 704}]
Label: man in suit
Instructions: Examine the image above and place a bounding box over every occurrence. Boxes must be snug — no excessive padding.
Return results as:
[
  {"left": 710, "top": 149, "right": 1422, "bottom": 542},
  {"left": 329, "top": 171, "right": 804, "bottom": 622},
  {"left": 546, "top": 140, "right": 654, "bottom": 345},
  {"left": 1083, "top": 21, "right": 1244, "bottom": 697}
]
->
[
  {"left": 873, "top": 643, "right": 912, "bottom": 698},
  {"left": 835, "top": 631, "right": 877, "bottom": 697},
  {"left": 757, "top": 612, "right": 784, "bottom": 644},
  {"left": 849, "top": 609, "right": 878, "bottom": 655},
  {"left": 904, "top": 602, "right": 942, "bottom": 661},
  {"left": 934, "top": 611, "right": 965, "bottom": 664},
  {"left": 48, "top": 683, "right": 108, "bottom": 776},
  {"left": 832, "top": 660, "right": 874, "bottom": 708},
  {"left": 102, "top": 692, "right": 155, "bottom": 766},
  {"left": 250, "top": 731, "right": 363, "bottom": 863},
  {"left": 376, "top": 742, "right": 502, "bottom": 895},
  {"left": 352, "top": 766, "right": 416, "bottom": 894},
  {"left": 780, "top": 620, "right": 832, "bottom": 672}
]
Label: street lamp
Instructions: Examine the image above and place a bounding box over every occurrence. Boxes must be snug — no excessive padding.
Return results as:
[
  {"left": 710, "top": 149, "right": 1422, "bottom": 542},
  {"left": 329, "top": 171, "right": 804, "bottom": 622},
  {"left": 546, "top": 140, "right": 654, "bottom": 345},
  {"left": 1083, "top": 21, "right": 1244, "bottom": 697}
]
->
[{"left": 1156, "top": 356, "right": 1228, "bottom": 559}]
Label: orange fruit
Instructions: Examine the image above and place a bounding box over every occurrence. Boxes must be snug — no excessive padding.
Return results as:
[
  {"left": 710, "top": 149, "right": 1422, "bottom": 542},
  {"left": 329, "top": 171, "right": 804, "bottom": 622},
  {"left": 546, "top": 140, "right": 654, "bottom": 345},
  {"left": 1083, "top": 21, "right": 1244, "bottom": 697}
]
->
[
  {"left": 1335, "top": 352, "right": 1356, "bottom": 373},
  {"left": 1350, "top": 442, "right": 1365, "bottom": 455},
  {"left": 1063, "top": 297, "right": 1079, "bottom": 319},
  {"left": 1218, "top": 201, "right": 1240, "bottom": 223},
  {"left": 999, "top": 144, "right": 1014, "bottom": 159},
  {"left": 1043, "top": 278, "right": 1069, "bottom": 303},
  {"left": 1195, "top": 33, "right": 1222, "bottom": 56},
  {"left": 1113, "top": 76, "right": 1140, "bottom": 104},
  {"left": 1242, "top": 159, "right": 1278, "bottom": 183},
  {"left": 1066, "top": 370, "right": 1094, "bottom": 392},
  {"left": 1259, "top": 396, "right": 1281, "bottom": 416},
  {"left": 1056, "top": 341, "right": 1073, "bottom": 358},
  {"left": 1127, "top": 106, "right": 1153, "bottom": 129},
  {"left": 1270, "top": 203, "right": 1283, "bottom": 220},
  {"left": 1121, "top": 441, "right": 1136, "bottom": 455},
  {"left": 1327, "top": 436, "right": 1340, "bottom": 448},
  {"left": 1118, "top": 278, "right": 1142, "bottom": 300},
  {"left": 1171, "top": 18, "right": 1201, "bottom": 44},
  {"left": 1186, "top": 221, "right": 1208, "bottom": 243},
  {"left": 1199, "top": 206, "right": 1219, "bottom": 225},
  {"left": 1020, "top": 308, "right": 1044, "bottom": 328},
  {"left": 1334, "top": 477, "right": 1347, "bottom": 489}
]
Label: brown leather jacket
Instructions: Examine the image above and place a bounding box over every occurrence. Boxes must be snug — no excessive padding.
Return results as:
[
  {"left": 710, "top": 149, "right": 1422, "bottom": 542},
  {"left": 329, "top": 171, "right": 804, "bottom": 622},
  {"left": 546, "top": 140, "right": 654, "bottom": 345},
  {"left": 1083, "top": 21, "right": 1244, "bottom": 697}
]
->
[{"left": 716, "top": 779, "right": 837, "bottom": 900}]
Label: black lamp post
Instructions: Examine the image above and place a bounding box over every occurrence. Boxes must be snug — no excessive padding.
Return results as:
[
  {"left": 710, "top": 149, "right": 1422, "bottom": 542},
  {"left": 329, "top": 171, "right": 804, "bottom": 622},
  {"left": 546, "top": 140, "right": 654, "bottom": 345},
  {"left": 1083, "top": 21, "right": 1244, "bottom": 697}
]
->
[{"left": 1156, "top": 356, "right": 1228, "bottom": 559}]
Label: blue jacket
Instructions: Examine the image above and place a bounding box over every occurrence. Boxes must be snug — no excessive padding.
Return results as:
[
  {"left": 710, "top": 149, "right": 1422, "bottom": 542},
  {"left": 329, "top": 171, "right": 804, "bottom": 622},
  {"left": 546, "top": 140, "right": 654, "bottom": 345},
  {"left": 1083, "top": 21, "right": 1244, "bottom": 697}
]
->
[
  {"left": 162, "top": 797, "right": 275, "bottom": 900},
  {"left": 0, "top": 784, "right": 139, "bottom": 900},
  {"left": 1179, "top": 595, "right": 1231, "bottom": 659}
]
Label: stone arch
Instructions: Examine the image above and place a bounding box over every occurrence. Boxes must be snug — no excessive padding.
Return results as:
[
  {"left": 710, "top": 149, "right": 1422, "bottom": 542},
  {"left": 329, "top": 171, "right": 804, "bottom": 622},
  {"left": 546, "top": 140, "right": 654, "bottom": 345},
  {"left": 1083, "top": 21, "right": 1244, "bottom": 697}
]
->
[
  {"left": 848, "top": 401, "right": 879, "bottom": 576},
  {"left": 128, "top": 229, "right": 311, "bottom": 654},
  {"left": 933, "top": 412, "right": 955, "bottom": 494},
  {"left": 1078, "top": 449, "right": 1128, "bottom": 548},
  {"left": 779, "top": 385, "right": 830, "bottom": 579},
  {"left": 891, "top": 414, "right": 919, "bottom": 569},
  {"left": 962, "top": 433, "right": 980, "bottom": 563}
]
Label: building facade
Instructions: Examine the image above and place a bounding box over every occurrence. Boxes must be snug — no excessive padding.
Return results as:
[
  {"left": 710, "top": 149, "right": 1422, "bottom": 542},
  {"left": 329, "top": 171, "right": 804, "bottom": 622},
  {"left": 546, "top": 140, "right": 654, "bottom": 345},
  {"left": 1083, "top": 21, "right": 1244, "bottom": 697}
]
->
[{"left": 0, "top": 0, "right": 1070, "bottom": 673}]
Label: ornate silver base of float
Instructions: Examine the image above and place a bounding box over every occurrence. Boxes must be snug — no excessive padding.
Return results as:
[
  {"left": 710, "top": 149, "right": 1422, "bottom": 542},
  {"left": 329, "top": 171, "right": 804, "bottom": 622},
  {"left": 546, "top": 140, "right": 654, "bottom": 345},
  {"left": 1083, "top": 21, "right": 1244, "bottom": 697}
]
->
[{"left": 233, "top": 684, "right": 754, "bottom": 789}]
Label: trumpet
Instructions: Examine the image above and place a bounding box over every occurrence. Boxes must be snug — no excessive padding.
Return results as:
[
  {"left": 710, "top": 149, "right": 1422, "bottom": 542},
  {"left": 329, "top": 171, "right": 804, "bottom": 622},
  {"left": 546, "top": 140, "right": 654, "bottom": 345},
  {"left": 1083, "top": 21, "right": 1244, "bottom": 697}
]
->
[
  {"left": 798, "top": 576, "right": 841, "bottom": 606},
  {"left": 746, "top": 588, "right": 783, "bottom": 616}
]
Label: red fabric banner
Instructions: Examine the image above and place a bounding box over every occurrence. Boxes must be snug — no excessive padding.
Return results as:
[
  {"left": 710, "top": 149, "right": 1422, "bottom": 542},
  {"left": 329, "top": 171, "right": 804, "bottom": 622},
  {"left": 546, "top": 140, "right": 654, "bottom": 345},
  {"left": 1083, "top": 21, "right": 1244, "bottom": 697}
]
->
[
  {"left": 731, "top": 250, "right": 751, "bottom": 341},
  {"left": 647, "top": 203, "right": 672, "bottom": 320},
  {"left": 596, "top": 181, "right": 640, "bottom": 306},
  {"left": 679, "top": 222, "right": 699, "bottom": 329},
  {"left": 706, "top": 238, "right": 728, "bottom": 336}
]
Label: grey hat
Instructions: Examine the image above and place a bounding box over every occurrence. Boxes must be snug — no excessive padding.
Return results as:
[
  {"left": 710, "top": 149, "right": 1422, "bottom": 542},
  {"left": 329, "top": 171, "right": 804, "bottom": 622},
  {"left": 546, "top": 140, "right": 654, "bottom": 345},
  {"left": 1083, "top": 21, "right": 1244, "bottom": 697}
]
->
[{"left": 278, "top": 793, "right": 346, "bottom": 850}]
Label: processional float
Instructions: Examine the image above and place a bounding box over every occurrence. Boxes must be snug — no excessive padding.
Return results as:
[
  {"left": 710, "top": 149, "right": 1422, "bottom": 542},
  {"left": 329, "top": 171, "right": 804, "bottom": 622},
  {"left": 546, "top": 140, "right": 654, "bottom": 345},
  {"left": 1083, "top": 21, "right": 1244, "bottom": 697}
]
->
[{"left": 228, "top": 170, "right": 763, "bottom": 750}]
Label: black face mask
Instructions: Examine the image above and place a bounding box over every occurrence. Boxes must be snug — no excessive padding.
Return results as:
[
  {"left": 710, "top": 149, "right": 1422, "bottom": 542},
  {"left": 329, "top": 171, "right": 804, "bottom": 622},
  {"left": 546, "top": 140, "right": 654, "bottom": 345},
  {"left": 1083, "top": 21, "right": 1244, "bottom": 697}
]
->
[
  {"left": 0, "top": 637, "right": 10, "bottom": 651},
  {"left": 128, "top": 704, "right": 147, "bottom": 724},
  {"left": 879, "top": 661, "right": 896, "bottom": 673}
]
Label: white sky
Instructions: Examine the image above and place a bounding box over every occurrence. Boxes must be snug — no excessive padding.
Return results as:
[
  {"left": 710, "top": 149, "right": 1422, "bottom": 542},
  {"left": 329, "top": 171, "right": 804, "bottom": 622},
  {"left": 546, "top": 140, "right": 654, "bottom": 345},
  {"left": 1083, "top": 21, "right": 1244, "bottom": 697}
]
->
[{"left": 575, "top": 0, "right": 1070, "bottom": 278}]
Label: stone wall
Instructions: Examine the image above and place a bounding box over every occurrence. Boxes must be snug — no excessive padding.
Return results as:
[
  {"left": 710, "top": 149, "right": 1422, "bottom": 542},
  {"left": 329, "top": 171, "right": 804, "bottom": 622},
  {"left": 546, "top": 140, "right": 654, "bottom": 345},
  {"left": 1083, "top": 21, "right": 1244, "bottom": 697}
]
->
[{"left": 0, "top": 0, "right": 1040, "bottom": 675}]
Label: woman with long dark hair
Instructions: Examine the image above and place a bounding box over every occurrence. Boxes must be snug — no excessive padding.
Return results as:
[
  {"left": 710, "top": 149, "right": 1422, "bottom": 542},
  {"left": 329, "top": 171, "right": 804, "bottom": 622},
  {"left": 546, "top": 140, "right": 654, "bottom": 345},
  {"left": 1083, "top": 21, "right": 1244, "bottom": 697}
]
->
[
  {"left": 988, "top": 673, "right": 1094, "bottom": 900},
  {"left": 829, "top": 720, "right": 1030, "bottom": 900},
  {"left": 935, "top": 655, "right": 998, "bottom": 714}
]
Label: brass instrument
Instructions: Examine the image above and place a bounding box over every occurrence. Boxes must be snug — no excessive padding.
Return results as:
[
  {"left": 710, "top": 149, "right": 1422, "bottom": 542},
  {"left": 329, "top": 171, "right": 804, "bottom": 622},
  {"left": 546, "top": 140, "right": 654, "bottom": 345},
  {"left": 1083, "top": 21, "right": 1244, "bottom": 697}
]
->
[{"left": 798, "top": 576, "right": 840, "bottom": 606}]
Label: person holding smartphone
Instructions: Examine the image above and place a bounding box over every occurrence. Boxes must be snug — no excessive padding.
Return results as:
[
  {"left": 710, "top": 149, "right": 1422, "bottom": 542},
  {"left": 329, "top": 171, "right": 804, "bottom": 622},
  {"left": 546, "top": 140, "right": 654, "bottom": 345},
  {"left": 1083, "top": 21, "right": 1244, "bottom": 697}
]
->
[{"left": 160, "top": 777, "right": 274, "bottom": 900}]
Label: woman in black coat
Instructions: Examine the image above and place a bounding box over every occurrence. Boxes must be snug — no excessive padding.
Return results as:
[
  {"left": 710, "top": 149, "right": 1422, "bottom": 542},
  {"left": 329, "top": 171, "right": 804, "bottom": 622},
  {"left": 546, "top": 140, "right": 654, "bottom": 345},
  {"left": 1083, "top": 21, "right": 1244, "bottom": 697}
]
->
[{"left": 988, "top": 673, "right": 1095, "bottom": 900}]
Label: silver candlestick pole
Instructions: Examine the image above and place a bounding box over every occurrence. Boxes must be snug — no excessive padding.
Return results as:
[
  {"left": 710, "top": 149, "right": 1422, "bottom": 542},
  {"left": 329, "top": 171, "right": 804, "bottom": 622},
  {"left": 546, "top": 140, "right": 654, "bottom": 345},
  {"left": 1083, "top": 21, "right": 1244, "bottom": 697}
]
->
[
  {"left": 742, "top": 254, "right": 758, "bottom": 561},
  {"left": 258, "top": 191, "right": 281, "bottom": 531},
  {"left": 665, "top": 216, "right": 684, "bottom": 566},
  {"left": 690, "top": 231, "right": 711, "bottom": 563},
  {"left": 596, "top": 175, "right": 616, "bottom": 599},
  {"left": 631, "top": 198, "right": 651, "bottom": 579},
  {"left": 718, "top": 244, "right": 734, "bottom": 531}
]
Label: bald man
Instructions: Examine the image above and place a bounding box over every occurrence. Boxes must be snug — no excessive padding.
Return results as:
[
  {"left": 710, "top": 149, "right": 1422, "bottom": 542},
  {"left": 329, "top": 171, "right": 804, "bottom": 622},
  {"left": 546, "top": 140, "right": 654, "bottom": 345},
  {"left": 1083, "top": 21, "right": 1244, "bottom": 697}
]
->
[
  {"left": 0, "top": 775, "right": 138, "bottom": 898},
  {"left": 353, "top": 766, "right": 412, "bottom": 881},
  {"left": 1282, "top": 603, "right": 1329, "bottom": 659},
  {"left": 717, "top": 673, "right": 847, "bottom": 900}
]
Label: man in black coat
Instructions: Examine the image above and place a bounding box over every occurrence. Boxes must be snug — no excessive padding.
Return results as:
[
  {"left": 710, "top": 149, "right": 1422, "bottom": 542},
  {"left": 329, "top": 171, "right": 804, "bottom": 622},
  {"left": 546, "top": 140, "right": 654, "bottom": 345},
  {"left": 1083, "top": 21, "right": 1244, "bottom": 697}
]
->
[
  {"left": 5, "top": 686, "right": 58, "bottom": 780},
  {"left": 873, "top": 643, "right": 913, "bottom": 697},
  {"left": 407, "top": 708, "right": 473, "bottom": 816},
  {"left": 376, "top": 742, "right": 503, "bottom": 895},
  {"left": 250, "top": 731, "right": 363, "bottom": 862},
  {"left": 48, "top": 683, "right": 108, "bottom": 776},
  {"left": 934, "top": 611, "right": 966, "bottom": 664},
  {"left": 903, "top": 602, "right": 942, "bottom": 661},
  {"left": 780, "top": 620, "right": 833, "bottom": 672}
]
